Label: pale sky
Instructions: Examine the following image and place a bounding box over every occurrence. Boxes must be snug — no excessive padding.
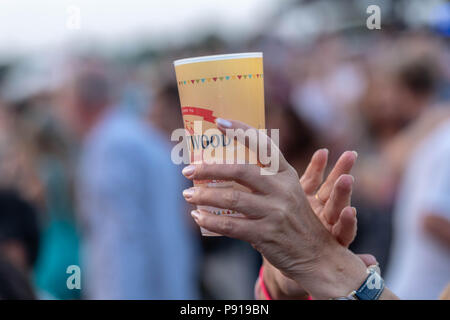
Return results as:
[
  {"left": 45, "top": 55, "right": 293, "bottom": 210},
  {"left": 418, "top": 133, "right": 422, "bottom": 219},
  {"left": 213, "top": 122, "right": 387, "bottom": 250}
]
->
[{"left": 0, "top": 0, "right": 279, "bottom": 57}]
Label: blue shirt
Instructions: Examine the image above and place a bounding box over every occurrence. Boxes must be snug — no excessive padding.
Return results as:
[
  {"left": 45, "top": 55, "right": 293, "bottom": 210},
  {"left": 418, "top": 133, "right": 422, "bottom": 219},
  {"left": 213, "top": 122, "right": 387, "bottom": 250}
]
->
[{"left": 77, "top": 107, "right": 198, "bottom": 299}]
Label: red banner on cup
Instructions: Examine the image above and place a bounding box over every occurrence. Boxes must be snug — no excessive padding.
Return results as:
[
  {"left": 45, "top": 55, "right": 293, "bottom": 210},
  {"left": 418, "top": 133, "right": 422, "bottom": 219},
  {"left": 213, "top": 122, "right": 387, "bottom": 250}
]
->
[{"left": 181, "top": 106, "right": 217, "bottom": 124}]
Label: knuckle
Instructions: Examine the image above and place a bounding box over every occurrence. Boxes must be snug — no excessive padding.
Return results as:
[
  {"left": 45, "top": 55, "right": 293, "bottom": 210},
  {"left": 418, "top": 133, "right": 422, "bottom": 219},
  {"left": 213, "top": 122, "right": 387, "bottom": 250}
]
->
[
  {"left": 193, "top": 187, "right": 206, "bottom": 203},
  {"left": 225, "top": 189, "right": 241, "bottom": 210},
  {"left": 277, "top": 206, "right": 289, "bottom": 222},
  {"left": 262, "top": 220, "right": 278, "bottom": 238},
  {"left": 248, "top": 224, "right": 265, "bottom": 247},
  {"left": 259, "top": 222, "right": 282, "bottom": 247},
  {"left": 198, "top": 213, "right": 214, "bottom": 230},
  {"left": 195, "top": 163, "right": 206, "bottom": 178},
  {"left": 306, "top": 176, "right": 320, "bottom": 187},
  {"left": 337, "top": 181, "right": 352, "bottom": 194},
  {"left": 267, "top": 200, "right": 287, "bottom": 223},
  {"left": 281, "top": 188, "right": 297, "bottom": 206},
  {"left": 219, "top": 218, "right": 234, "bottom": 235},
  {"left": 271, "top": 178, "right": 287, "bottom": 196},
  {"left": 233, "top": 164, "right": 246, "bottom": 178}
]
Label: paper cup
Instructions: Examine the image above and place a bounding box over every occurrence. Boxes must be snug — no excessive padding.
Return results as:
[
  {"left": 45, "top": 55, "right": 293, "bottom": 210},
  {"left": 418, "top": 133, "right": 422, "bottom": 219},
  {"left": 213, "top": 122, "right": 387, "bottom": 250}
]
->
[{"left": 174, "top": 52, "right": 265, "bottom": 236}]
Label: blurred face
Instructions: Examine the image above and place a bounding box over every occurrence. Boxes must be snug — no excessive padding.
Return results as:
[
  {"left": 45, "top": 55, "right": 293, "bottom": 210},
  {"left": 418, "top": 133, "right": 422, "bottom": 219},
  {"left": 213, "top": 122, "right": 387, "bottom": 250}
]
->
[
  {"left": 152, "top": 94, "right": 182, "bottom": 135},
  {"left": 393, "top": 81, "right": 427, "bottom": 122},
  {"left": 362, "top": 72, "right": 426, "bottom": 135},
  {"left": 52, "top": 81, "right": 83, "bottom": 138},
  {"left": 367, "top": 77, "right": 399, "bottom": 121}
]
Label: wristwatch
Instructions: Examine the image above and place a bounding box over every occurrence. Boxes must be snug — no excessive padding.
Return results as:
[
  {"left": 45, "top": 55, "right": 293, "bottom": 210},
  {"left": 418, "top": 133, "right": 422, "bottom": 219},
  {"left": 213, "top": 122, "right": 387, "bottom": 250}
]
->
[{"left": 334, "top": 265, "right": 385, "bottom": 300}]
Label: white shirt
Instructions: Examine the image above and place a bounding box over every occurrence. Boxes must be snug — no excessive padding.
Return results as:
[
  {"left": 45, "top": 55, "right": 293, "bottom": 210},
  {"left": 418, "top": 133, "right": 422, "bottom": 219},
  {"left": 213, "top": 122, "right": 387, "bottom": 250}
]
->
[{"left": 386, "top": 121, "right": 450, "bottom": 299}]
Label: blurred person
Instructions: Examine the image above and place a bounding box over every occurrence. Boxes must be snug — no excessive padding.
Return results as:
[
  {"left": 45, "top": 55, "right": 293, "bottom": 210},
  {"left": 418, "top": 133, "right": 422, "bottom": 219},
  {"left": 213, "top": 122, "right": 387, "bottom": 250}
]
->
[
  {"left": 350, "top": 36, "right": 442, "bottom": 270},
  {"left": 371, "top": 33, "right": 450, "bottom": 181},
  {"left": 0, "top": 54, "right": 68, "bottom": 202},
  {"left": 349, "top": 31, "right": 449, "bottom": 300},
  {"left": 55, "top": 58, "right": 198, "bottom": 299},
  {"left": 0, "top": 254, "right": 36, "bottom": 300},
  {"left": 289, "top": 35, "right": 366, "bottom": 154},
  {"left": 384, "top": 118, "right": 450, "bottom": 299},
  {"left": 149, "top": 83, "right": 184, "bottom": 137},
  {"left": 383, "top": 105, "right": 450, "bottom": 182},
  {"left": 29, "top": 112, "right": 81, "bottom": 300},
  {"left": 359, "top": 37, "right": 439, "bottom": 151},
  {"left": 0, "top": 189, "right": 39, "bottom": 299},
  {"left": 0, "top": 101, "right": 46, "bottom": 207},
  {"left": 1, "top": 58, "right": 81, "bottom": 299}
]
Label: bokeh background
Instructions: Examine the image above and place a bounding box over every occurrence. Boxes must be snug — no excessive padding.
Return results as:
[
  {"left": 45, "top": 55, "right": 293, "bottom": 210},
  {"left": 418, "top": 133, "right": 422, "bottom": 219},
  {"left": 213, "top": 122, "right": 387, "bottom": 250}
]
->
[{"left": 0, "top": 0, "right": 449, "bottom": 299}]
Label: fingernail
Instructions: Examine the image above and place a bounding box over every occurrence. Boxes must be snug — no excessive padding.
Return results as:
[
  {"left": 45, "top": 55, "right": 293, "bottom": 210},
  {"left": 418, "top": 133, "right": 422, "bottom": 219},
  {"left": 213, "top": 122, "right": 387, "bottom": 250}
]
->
[
  {"left": 182, "top": 188, "right": 195, "bottom": 199},
  {"left": 321, "top": 148, "right": 329, "bottom": 155},
  {"left": 216, "top": 118, "right": 232, "bottom": 128},
  {"left": 191, "top": 210, "right": 200, "bottom": 220},
  {"left": 182, "top": 165, "right": 195, "bottom": 177},
  {"left": 352, "top": 151, "right": 358, "bottom": 158}
]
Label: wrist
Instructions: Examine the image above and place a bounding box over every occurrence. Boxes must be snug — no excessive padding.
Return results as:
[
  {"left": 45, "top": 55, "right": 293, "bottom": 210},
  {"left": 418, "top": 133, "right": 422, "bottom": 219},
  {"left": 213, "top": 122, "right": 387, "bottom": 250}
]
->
[
  {"left": 262, "top": 263, "right": 284, "bottom": 300},
  {"left": 262, "top": 263, "right": 310, "bottom": 300},
  {"left": 296, "top": 242, "right": 368, "bottom": 299}
]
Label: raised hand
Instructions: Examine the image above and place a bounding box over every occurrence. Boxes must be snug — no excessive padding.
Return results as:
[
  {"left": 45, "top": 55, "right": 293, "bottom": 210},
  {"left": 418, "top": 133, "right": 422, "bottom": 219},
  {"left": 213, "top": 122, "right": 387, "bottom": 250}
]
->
[{"left": 259, "top": 149, "right": 376, "bottom": 299}]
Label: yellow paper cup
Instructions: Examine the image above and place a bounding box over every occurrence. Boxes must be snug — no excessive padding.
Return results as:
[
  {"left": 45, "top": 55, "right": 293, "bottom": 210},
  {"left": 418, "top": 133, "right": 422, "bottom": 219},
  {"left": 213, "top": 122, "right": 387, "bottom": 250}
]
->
[{"left": 174, "top": 52, "right": 265, "bottom": 236}]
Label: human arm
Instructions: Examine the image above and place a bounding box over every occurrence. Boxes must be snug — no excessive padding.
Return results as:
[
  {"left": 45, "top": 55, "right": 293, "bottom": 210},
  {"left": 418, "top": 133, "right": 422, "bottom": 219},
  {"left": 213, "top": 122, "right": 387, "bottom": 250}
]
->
[
  {"left": 258, "top": 149, "right": 360, "bottom": 300},
  {"left": 182, "top": 119, "right": 399, "bottom": 299}
]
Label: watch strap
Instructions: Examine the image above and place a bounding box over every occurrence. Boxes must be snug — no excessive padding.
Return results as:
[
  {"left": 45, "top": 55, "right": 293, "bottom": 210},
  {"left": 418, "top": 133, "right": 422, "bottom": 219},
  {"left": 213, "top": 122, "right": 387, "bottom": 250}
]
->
[
  {"left": 353, "top": 267, "right": 385, "bottom": 300},
  {"left": 333, "top": 265, "right": 385, "bottom": 300}
]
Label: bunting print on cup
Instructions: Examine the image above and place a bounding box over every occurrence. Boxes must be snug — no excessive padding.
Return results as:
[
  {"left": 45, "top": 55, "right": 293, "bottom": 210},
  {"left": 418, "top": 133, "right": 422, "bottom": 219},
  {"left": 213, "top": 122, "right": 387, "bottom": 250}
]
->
[{"left": 177, "top": 74, "right": 263, "bottom": 85}]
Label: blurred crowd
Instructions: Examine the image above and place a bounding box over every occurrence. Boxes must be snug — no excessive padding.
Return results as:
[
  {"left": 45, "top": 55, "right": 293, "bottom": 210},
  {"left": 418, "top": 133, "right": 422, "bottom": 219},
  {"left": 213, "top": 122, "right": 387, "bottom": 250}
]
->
[{"left": 0, "top": 0, "right": 449, "bottom": 299}]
